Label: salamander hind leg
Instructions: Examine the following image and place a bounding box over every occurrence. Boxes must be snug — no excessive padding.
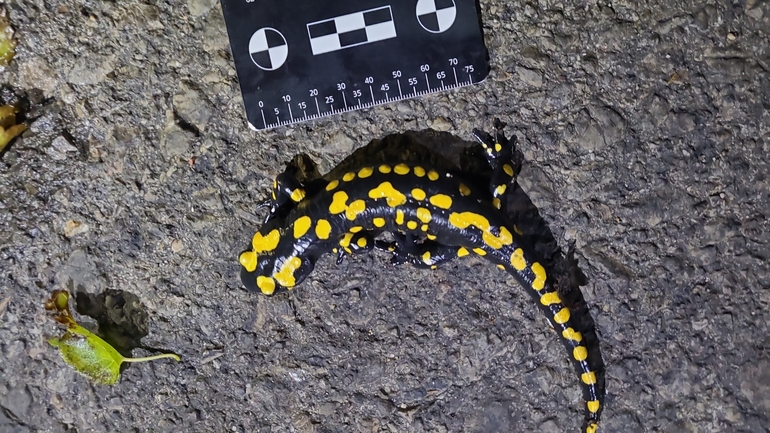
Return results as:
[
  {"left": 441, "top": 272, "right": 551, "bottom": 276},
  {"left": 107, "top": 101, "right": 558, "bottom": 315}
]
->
[
  {"left": 375, "top": 233, "right": 460, "bottom": 269},
  {"left": 335, "top": 231, "right": 376, "bottom": 264}
]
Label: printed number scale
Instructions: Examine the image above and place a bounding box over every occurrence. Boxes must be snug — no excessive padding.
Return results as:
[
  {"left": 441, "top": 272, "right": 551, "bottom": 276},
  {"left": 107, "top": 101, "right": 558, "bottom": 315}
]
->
[{"left": 221, "top": 0, "right": 490, "bottom": 130}]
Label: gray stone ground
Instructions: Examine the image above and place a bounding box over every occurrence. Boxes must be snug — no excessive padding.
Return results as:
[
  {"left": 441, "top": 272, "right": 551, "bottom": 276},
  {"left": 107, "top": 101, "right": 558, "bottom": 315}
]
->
[{"left": 1, "top": 0, "right": 769, "bottom": 432}]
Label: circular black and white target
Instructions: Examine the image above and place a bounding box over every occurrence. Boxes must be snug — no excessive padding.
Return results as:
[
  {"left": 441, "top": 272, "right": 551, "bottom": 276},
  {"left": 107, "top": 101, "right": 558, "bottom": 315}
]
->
[
  {"left": 248, "top": 27, "right": 288, "bottom": 71},
  {"left": 415, "top": 0, "right": 457, "bottom": 34}
]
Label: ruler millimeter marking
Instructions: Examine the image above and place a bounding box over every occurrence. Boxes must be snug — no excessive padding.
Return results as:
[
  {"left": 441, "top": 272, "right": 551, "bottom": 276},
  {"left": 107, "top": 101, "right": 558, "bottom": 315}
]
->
[{"left": 221, "top": 0, "right": 489, "bottom": 130}]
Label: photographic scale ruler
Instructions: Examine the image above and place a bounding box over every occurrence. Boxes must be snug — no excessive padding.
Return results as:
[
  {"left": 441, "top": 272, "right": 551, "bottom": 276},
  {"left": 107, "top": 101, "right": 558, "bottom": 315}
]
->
[{"left": 221, "top": 0, "right": 490, "bottom": 130}]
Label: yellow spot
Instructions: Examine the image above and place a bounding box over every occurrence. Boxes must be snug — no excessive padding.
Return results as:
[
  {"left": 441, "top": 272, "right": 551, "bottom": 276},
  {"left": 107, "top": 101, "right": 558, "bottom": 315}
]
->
[
  {"left": 315, "top": 219, "right": 332, "bottom": 240},
  {"left": 346, "top": 199, "right": 366, "bottom": 221},
  {"left": 394, "top": 163, "right": 410, "bottom": 175},
  {"left": 411, "top": 188, "right": 426, "bottom": 201},
  {"left": 368, "top": 182, "right": 407, "bottom": 207},
  {"left": 349, "top": 226, "right": 363, "bottom": 233},
  {"left": 553, "top": 308, "right": 571, "bottom": 324},
  {"left": 293, "top": 216, "right": 312, "bottom": 238},
  {"left": 257, "top": 276, "right": 276, "bottom": 295},
  {"left": 422, "top": 251, "right": 431, "bottom": 262},
  {"left": 531, "top": 262, "right": 547, "bottom": 290},
  {"left": 252, "top": 229, "right": 281, "bottom": 253},
  {"left": 416, "top": 207, "right": 432, "bottom": 223},
  {"left": 430, "top": 265, "right": 437, "bottom": 270},
  {"left": 421, "top": 224, "right": 429, "bottom": 231},
  {"left": 271, "top": 190, "right": 276, "bottom": 200},
  {"left": 273, "top": 256, "right": 302, "bottom": 287},
  {"left": 449, "top": 211, "right": 487, "bottom": 230},
  {"left": 429, "top": 194, "right": 453, "bottom": 209},
  {"left": 339, "top": 233, "right": 354, "bottom": 247},
  {"left": 510, "top": 248, "right": 526, "bottom": 271},
  {"left": 395, "top": 209, "right": 405, "bottom": 225},
  {"left": 539, "top": 292, "right": 561, "bottom": 306},
  {"left": 492, "top": 197, "right": 501, "bottom": 209},
  {"left": 326, "top": 180, "right": 339, "bottom": 191},
  {"left": 413, "top": 166, "right": 426, "bottom": 177},
  {"left": 513, "top": 225, "right": 523, "bottom": 235},
  {"left": 427, "top": 234, "right": 436, "bottom": 240},
  {"left": 373, "top": 217, "right": 386, "bottom": 228},
  {"left": 581, "top": 371, "right": 597, "bottom": 385},
  {"left": 356, "top": 237, "right": 367, "bottom": 248},
  {"left": 483, "top": 226, "right": 513, "bottom": 249},
  {"left": 290, "top": 188, "right": 306, "bottom": 202},
  {"left": 495, "top": 184, "right": 507, "bottom": 195},
  {"left": 448, "top": 212, "right": 511, "bottom": 250},
  {"left": 342, "top": 172, "right": 356, "bottom": 182},
  {"left": 379, "top": 164, "right": 392, "bottom": 174},
  {"left": 562, "top": 328, "right": 583, "bottom": 343},
  {"left": 503, "top": 164, "right": 514, "bottom": 177},
  {"left": 457, "top": 247, "right": 470, "bottom": 257},
  {"left": 573, "top": 346, "right": 588, "bottom": 361},
  {"left": 332, "top": 247, "right": 338, "bottom": 253},
  {"left": 585, "top": 423, "right": 599, "bottom": 433},
  {"left": 473, "top": 248, "right": 486, "bottom": 256},
  {"left": 497, "top": 264, "right": 505, "bottom": 270},
  {"left": 358, "top": 167, "right": 373, "bottom": 178},
  {"left": 239, "top": 251, "right": 257, "bottom": 272},
  {"left": 494, "top": 142, "right": 502, "bottom": 152},
  {"left": 427, "top": 169, "right": 439, "bottom": 181},
  {"left": 459, "top": 183, "right": 471, "bottom": 196},
  {"left": 587, "top": 400, "right": 601, "bottom": 414},
  {"left": 329, "top": 191, "right": 349, "bottom": 214},
  {"left": 406, "top": 221, "right": 418, "bottom": 230}
]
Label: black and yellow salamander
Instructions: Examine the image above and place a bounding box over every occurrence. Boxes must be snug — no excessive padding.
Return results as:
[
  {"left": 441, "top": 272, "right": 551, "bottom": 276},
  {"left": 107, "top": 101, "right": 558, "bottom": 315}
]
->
[{"left": 239, "top": 122, "right": 606, "bottom": 433}]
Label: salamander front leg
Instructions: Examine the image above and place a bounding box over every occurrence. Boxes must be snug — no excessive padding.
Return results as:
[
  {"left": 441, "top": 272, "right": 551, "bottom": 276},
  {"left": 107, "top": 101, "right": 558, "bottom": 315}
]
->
[
  {"left": 261, "top": 171, "right": 308, "bottom": 223},
  {"left": 472, "top": 120, "right": 518, "bottom": 210}
]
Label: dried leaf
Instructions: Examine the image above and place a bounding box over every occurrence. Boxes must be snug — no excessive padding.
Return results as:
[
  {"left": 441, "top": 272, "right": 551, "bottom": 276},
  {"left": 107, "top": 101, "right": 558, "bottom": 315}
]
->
[
  {"left": 0, "top": 104, "right": 26, "bottom": 152},
  {"left": 0, "top": 11, "right": 16, "bottom": 66}
]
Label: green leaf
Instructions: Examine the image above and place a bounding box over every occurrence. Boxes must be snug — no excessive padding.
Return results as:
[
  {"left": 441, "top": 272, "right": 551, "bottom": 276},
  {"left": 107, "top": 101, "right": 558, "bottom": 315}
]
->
[{"left": 45, "top": 290, "right": 180, "bottom": 385}]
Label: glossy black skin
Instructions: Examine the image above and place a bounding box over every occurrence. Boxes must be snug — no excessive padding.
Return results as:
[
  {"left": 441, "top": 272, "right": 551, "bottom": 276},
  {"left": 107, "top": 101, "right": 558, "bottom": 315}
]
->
[{"left": 239, "top": 123, "right": 606, "bottom": 432}]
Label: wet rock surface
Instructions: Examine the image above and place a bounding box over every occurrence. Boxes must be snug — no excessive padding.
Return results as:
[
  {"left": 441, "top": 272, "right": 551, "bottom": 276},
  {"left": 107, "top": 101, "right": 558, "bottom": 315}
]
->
[{"left": 1, "top": 1, "right": 769, "bottom": 432}]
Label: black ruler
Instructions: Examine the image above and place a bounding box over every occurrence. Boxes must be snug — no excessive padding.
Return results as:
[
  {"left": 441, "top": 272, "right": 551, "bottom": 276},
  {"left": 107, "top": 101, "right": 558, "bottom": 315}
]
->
[{"left": 221, "top": 0, "right": 489, "bottom": 130}]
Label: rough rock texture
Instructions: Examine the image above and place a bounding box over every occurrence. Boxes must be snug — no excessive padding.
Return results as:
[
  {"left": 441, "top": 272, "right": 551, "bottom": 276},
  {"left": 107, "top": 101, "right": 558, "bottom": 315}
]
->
[{"left": 1, "top": 0, "right": 769, "bottom": 432}]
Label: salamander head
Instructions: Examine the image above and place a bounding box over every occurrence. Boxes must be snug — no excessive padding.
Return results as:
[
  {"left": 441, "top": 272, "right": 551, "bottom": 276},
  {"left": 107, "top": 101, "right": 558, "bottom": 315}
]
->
[
  {"left": 239, "top": 227, "right": 315, "bottom": 295},
  {"left": 239, "top": 248, "right": 277, "bottom": 295}
]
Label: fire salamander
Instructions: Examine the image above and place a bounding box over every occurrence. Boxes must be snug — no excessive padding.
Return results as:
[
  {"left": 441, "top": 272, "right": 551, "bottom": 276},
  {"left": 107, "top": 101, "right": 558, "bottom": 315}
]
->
[{"left": 239, "top": 122, "right": 606, "bottom": 433}]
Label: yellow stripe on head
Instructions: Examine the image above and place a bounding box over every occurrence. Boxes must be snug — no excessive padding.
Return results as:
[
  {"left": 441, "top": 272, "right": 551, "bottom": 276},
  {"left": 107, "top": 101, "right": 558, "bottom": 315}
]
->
[{"left": 239, "top": 251, "right": 257, "bottom": 272}]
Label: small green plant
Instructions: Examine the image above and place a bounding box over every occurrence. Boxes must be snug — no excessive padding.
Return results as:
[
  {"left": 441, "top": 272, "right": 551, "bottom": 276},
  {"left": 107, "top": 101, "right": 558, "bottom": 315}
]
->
[{"left": 45, "top": 290, "right": 180, "bottom": 385}]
